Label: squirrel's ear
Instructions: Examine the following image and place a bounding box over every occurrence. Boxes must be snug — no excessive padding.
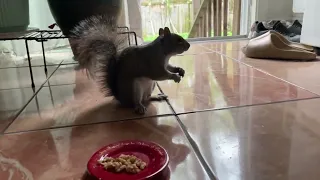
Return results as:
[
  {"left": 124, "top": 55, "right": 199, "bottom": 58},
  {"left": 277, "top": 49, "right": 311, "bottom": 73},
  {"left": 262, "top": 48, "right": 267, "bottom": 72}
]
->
[
  {"left": 164, "top": 27, "right": 171, "bottom": 35},
  {"left": 159, "top": 28, "right": 164, "bottom": 36}
]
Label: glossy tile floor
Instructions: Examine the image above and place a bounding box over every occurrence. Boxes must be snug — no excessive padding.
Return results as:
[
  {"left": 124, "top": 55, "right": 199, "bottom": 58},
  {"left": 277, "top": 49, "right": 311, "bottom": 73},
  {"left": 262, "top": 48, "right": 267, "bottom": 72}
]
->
[{"left": 1, "top": 39, "right": 320, "bottom": 180}]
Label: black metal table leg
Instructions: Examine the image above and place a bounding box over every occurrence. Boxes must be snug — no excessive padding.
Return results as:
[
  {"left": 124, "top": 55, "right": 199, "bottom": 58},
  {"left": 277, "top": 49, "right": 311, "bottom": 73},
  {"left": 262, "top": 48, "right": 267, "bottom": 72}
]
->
[
  {"left": 0, "top": 29, "right": 140, "bottom": 90},
  {"left": 118, "top": 31, "right": 138, "bottom": 46},
  {"left": 25, "top": 40, "right": 35, "bottom": 88},
  {"left": 118, "top": 26, "right": 131, "bottom": 46},
  {"left": 40, "top": 33, "right": 48, "bottom": 74},
  {"left": 48, "top": 80, "right": 55, "bottom": 107},
  {"left": 132, "top": 31, "right": 138, "bottom": 46},
  {"left": 124, "top": 27, "right": 131, "bottom": 46}
]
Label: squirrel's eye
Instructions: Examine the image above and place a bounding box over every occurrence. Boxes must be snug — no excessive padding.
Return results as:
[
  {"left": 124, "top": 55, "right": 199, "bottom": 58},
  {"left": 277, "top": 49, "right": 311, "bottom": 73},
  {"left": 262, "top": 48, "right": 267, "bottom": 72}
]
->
[{"left": 177, "top": 38, "right": 183, "bottom": 43}]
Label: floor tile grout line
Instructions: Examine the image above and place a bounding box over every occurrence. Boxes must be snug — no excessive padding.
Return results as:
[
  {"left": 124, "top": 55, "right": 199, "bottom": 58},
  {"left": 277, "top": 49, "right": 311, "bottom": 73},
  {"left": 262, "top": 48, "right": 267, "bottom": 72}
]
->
[
  {"left": 0, "top": 80, "right": 75, "bottom": 92},
  {"left": 0, "top": 86, "right": 41, "bottom": 91},
  {"left": 202, "top": 42, "right": 320, "bottom": 97},
  {"left": 1, "top": 62, "right": 64, "bottom": 134},
  {"left": 43, "top": 83, "right": 76, "bottom": 87},
  {"left": 0, "top": 62, "right": 76, "bottom": 70},
  {"left": 0, "top": 64, "right": 60, "bottom": 69},
  {"left": 3, "top": 113, "right": 175, "bottom": 135},
  {"left": 173, "top": 96, "right": 320, "bottom": 116},
  {"left": 156, "top": 83, "right": 217, "bottom": 180},
  {"left": 177, "top": 52, "right": 217, "bottom": 56}
]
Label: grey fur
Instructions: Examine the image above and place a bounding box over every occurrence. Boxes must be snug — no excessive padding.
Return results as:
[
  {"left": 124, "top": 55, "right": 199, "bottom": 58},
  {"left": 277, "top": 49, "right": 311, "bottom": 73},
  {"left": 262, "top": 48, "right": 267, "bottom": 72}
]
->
[
  {"left": 71, "top": 16, "right": 190, "bottom": 114},
  {"left": 70, "top": 16, "right": 126, "bottom": 79}
]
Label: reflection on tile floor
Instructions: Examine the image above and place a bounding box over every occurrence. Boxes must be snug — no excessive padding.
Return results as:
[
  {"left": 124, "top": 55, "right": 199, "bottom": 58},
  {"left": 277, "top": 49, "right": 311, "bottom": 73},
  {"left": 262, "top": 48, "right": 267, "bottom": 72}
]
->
[
  {"left": 180, "top": 43, "right": 213, "bottom": 55},
  {"left": 179, "top": 98, "right": 320, "bottom": 180},
  {"left": 238, "top": 57, "right": 320, "bottom": 95},
  {"left": 216, "top": 40, "right": 320, "bottom": 95},
  {"left": 6, "top": 74, "right": 173, "bottom": 132},
  {"left": 199, "top": 39, "right": 248, "bottom": 52},
  {"left": 1, "top": 40, "right": 320, "bottom": 179},
  {"left": 0, "top": 87, "right": 38, "bottom": 132},
  {"left": 0, "top": 66, "right": 57, "bottom": 89},
  {"left": 0, "top": 117, "right": 210, "bottom": 180},
  {"left": 159, "top": 52, "right": 317, "bottom": 113},
  {"left": 45, "top": 64, "right": 79, "bottom": 86},
  {"left": 0, "top": 47, "right": 73, "bottom": 68}
]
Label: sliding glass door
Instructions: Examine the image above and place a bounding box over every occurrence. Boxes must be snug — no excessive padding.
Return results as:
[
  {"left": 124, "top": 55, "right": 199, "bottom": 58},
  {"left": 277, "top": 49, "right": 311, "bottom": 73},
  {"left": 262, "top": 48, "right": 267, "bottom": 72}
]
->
[{"left": 124, "top": 0, "right": 250, "bottom": 42}]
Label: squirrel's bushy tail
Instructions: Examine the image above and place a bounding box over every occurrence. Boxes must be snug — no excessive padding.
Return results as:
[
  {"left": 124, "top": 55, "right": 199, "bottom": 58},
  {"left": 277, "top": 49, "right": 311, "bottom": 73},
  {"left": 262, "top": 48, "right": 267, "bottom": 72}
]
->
[{"left": 70, "top": 15, "right": 128, "bottom": 96}]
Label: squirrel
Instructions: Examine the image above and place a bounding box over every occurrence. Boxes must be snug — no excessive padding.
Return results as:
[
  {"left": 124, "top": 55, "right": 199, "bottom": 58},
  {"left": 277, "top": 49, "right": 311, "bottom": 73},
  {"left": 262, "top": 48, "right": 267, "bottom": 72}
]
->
[{"left": 70, "top": 15, "right": 190, "bottom": 114}]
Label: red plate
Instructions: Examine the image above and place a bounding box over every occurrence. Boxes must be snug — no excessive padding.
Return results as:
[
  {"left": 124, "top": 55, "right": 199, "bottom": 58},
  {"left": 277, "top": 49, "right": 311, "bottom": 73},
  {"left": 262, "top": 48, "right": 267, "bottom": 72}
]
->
[{"left": 87, "top": 140, "right": 169, "bottom": 180}]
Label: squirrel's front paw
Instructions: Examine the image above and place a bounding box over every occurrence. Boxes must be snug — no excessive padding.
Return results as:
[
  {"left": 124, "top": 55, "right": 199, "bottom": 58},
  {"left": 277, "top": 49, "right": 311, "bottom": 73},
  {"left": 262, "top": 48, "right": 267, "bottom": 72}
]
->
[
  {"left": 134, "top": 104, "right": 147, "bottom": 115},
  {"left": 172, "top": 74, "right": 181, "bottom": 83},
  {"left": 177, "top": 67, "right": 185, "bottom": 77}
]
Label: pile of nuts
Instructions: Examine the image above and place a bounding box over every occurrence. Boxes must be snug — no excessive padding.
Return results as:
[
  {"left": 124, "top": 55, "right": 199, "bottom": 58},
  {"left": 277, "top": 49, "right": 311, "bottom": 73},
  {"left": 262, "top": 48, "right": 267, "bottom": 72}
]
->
[{"left": 98, "top": 154, "right": 147, "bottom": 174}]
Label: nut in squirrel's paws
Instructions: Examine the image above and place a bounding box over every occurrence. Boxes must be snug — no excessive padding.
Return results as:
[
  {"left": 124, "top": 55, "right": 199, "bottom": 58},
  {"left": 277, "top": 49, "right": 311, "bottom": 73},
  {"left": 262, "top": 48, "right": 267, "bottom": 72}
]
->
[
  {"left": 172, "top": 74, "right": 181, "bottom": 83},
  {"left": 177, "top": 68, "right": 185, "bottom": 77},
  {"left": 156, "top": 94, "right": 168, "bottom": 100},
  {"left": 157, "top": 94, "right": 168, "bottom": 100},
  {"left": 135, "top": 105, "right": 147, "bottom": 115},
  {"left": 149, "top": 94, "right": 168, "bottom": 101}
]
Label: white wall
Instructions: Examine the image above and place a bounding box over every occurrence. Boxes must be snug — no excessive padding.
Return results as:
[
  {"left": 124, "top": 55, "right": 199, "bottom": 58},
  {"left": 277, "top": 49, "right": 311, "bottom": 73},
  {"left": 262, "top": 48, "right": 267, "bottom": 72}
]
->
[
  {"left": 254, "top": 0, "right": 293, "bottom": 21},
  {"left": 293, "top": 0, "right": 305, "bottom": 13},
  {"left": 301, "top": 0, "right": 320, "bottom": 47}
]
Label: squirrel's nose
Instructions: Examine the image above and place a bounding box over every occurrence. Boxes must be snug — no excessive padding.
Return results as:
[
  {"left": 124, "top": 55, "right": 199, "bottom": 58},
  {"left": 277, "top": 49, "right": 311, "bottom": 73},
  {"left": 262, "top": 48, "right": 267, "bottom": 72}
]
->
[{"left": 185, "top": 43, "right": 190, "bottom": 50}]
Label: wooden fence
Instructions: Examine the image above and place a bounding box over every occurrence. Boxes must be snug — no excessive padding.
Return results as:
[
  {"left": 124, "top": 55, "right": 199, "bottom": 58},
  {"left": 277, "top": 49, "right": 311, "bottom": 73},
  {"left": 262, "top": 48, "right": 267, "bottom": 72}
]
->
[{"left": 189, "top": 0, "right": 241, "bottom": 38}]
